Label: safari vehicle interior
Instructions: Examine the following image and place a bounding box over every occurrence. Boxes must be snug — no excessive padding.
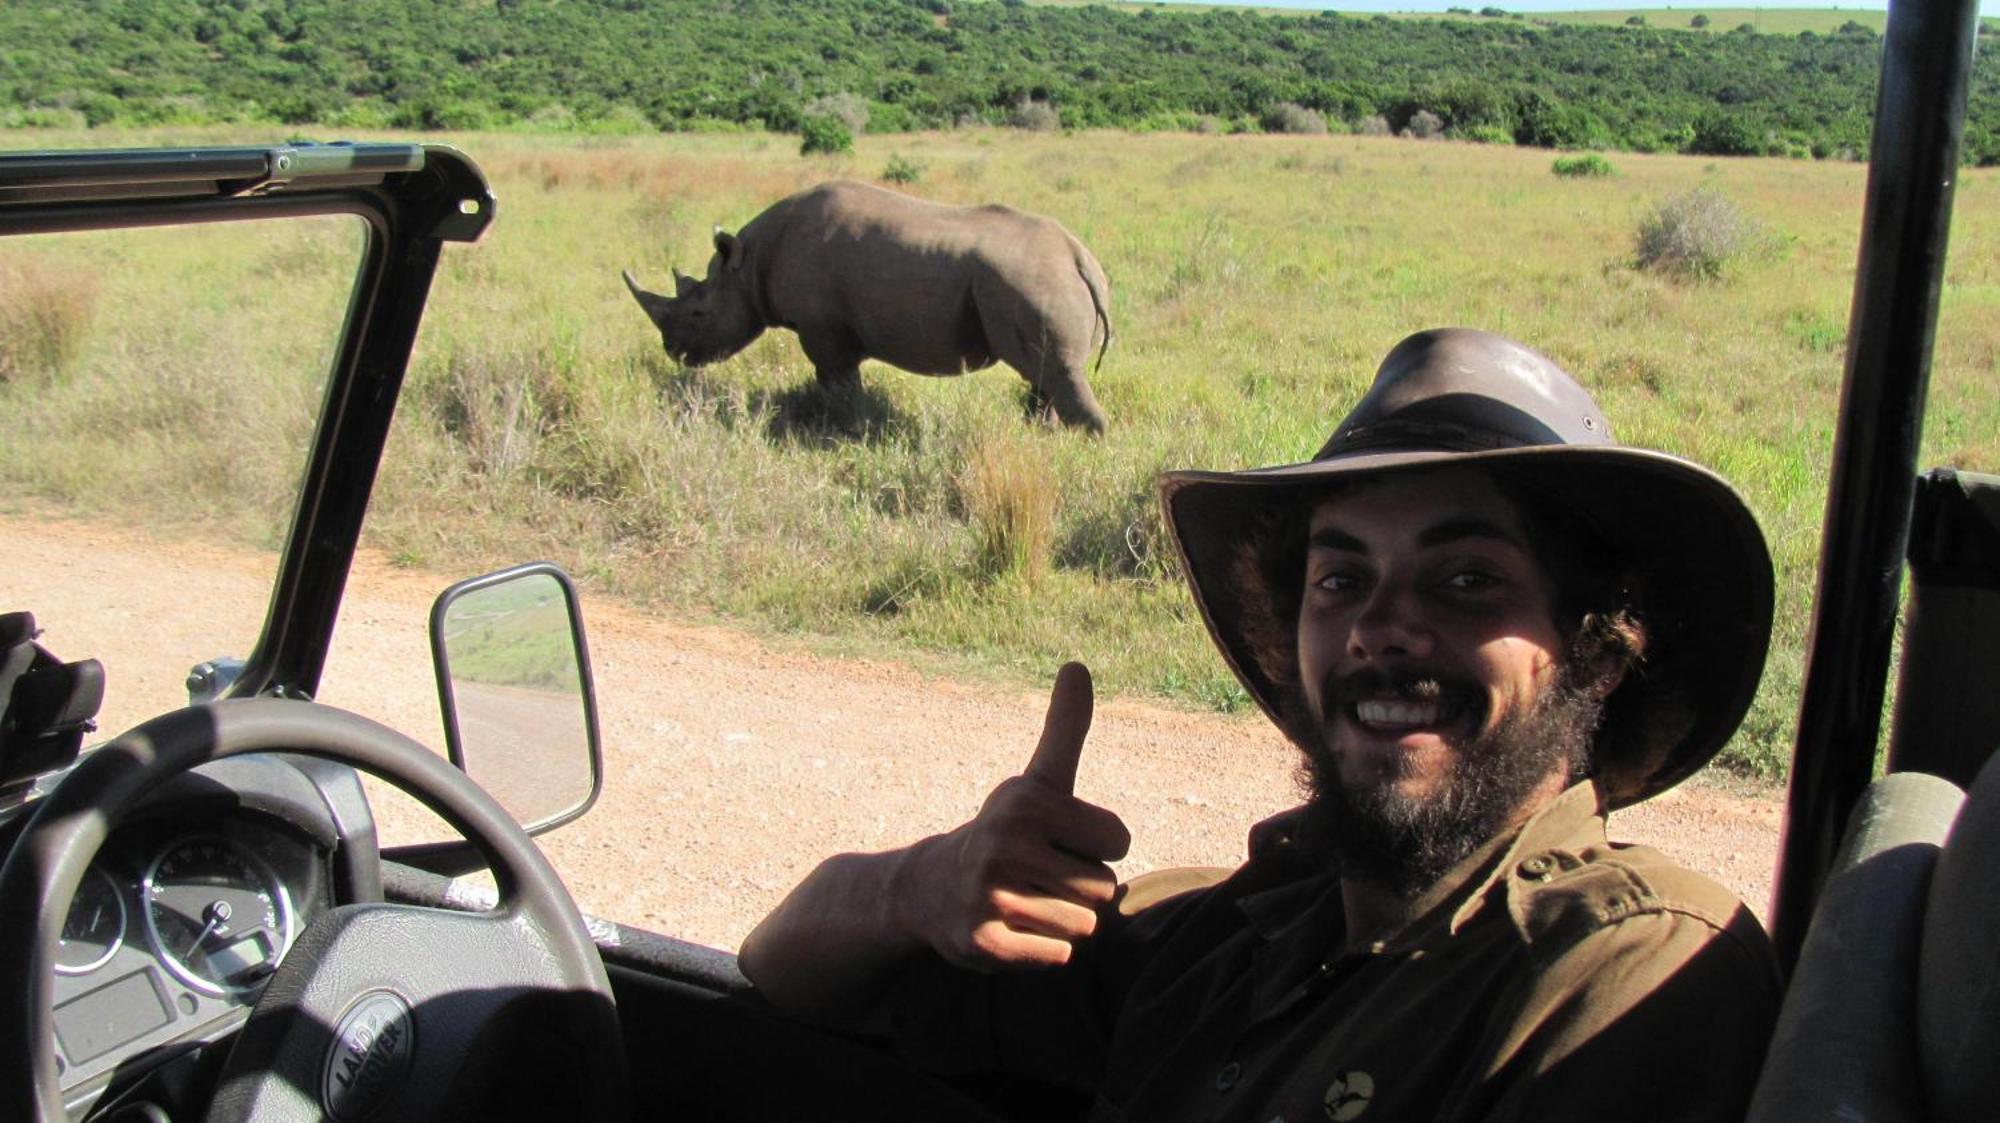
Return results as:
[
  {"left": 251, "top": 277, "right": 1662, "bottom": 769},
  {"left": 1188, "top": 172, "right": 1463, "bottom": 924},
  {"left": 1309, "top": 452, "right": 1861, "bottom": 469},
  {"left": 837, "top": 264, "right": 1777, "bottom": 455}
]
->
[{"left": 1, "top": 1, "right": 1997, "bottom": 1120}]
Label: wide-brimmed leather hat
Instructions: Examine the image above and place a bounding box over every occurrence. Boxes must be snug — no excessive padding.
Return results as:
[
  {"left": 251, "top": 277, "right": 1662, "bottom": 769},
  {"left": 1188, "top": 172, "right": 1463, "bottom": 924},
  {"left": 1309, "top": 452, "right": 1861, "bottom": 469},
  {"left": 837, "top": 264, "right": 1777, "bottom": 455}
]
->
[{"left": 1158, "top": 328, "right": 1773, "bottom": 808}]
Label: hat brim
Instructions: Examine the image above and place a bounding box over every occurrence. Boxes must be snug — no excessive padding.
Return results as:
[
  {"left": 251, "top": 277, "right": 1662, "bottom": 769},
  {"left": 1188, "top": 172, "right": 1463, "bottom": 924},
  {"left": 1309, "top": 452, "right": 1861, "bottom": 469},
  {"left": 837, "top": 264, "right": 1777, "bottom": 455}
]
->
[{"left": 1160, "top": 444, "right": 1774, "bottom": 809}]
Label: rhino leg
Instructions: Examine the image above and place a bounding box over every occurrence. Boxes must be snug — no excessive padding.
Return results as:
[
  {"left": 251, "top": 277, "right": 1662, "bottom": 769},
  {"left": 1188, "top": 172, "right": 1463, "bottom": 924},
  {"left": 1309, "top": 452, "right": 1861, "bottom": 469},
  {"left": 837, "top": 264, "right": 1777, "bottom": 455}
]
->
[
  {"left": 996, "top": 328, "right": 1107, "bottom": 435},
  {"left": 797, "top": 330, "right": 863, "bottom": 392},
  {"left": 975, "top": 279, "right": 1108, "bottom": 435}
]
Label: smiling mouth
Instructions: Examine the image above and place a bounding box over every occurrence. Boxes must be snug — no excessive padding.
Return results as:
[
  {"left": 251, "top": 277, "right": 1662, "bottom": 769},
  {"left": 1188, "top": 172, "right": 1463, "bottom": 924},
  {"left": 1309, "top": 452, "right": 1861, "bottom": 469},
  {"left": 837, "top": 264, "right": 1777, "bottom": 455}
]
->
[
  {"left": 1354, "top": 699, "right": 1446, "bottom": 729},
  {"left": 1332, "top": 673, "right": 1480, "bottom": 739}
]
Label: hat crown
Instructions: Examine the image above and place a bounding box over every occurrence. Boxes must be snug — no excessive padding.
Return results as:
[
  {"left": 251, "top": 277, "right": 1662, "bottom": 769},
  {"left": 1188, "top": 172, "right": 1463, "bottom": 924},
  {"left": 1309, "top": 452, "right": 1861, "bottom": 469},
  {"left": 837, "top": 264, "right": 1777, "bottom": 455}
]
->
[{"left": 1319, "top": 329, "right": 1613, "bottom": 460}]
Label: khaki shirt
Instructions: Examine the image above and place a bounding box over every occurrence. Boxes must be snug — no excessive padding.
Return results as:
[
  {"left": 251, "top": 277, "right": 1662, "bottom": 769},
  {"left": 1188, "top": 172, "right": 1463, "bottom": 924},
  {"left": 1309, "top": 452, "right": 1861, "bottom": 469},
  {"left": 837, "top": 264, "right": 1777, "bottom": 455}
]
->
[{"left": 890, "top": 782, "right": 1781, "bottom": 1122}]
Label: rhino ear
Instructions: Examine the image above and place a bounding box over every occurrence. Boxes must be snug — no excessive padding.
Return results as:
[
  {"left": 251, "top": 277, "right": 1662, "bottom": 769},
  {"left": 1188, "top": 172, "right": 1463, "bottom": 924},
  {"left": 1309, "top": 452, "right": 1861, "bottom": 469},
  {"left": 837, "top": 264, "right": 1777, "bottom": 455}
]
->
[
  {"left": 672, "top": 267, "right": 697, "bottom": 299},
  {"left": 713, "top": 228, "right": 743, "bottom": 271}
]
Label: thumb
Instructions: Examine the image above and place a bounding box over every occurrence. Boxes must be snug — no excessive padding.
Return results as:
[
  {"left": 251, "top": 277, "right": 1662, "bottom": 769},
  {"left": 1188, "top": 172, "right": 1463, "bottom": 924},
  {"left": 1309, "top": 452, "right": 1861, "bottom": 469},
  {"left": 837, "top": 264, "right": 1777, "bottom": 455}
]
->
[{"left": 1024, "top": 661, "right": 1093, "bottom": 794}]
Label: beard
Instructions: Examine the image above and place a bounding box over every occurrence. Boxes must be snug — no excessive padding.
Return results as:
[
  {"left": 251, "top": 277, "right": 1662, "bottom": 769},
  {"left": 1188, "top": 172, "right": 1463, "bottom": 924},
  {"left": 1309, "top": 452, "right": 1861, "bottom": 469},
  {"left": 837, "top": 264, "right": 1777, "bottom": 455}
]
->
[{"left": 1291, "top": 664, "right": 1605, "bottom": 898}]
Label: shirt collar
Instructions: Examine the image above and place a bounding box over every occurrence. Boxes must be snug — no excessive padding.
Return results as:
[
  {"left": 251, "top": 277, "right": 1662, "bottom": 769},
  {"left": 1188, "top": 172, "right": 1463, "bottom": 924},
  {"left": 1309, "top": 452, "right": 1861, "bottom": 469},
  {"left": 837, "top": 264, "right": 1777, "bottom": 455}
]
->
[{"left": 1236, "top": 781, "right": 1609, "bottom": 951}]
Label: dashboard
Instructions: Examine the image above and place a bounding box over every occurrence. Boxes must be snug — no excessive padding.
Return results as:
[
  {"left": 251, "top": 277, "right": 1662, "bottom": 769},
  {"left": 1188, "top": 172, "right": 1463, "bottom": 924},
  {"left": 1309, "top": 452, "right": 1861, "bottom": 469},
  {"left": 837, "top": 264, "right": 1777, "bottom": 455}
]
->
[
  {"left": 4, "top": 751, "right": 375, "bottom": 1115},
  {"left": 52, "top": 814, "right": 328, "bottom": 1089}
]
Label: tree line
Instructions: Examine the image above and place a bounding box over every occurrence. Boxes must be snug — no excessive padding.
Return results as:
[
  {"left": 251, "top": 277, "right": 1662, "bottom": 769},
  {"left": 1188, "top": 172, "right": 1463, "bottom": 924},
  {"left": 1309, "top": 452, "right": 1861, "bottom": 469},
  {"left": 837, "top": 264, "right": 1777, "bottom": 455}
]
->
[{"left": 4, "top": 0, "right": 1995, "bottom": 162}]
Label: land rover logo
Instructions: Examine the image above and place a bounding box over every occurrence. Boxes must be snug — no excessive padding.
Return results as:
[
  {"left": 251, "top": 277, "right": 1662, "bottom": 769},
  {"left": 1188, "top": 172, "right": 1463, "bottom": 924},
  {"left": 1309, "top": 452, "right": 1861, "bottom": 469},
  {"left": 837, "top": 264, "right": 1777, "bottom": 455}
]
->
[{"left": 321, "top": 989, "right": 416, "bottom": 1120}]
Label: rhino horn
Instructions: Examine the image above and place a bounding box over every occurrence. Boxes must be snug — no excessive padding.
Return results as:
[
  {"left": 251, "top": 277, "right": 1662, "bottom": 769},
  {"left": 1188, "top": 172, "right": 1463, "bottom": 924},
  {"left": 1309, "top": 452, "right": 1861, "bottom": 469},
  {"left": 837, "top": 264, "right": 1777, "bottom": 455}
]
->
[{"left": 622, "top": 268, "right": 671, "bottom": 324}]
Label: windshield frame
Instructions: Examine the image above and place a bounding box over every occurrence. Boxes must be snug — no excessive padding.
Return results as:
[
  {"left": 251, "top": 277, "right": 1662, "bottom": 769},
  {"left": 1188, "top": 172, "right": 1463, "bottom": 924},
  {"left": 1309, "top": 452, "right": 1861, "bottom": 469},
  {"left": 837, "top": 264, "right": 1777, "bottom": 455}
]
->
[{"left": 0, "top": 144, "right": 495, "bottom": 704}]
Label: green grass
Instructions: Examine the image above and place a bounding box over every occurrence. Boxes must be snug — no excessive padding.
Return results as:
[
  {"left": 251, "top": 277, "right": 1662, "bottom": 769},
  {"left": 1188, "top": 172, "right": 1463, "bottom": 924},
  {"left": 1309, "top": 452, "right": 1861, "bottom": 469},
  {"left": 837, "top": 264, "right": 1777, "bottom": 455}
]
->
[{"left": 5, "top": 123, "right": 1998, "bottom": 782}]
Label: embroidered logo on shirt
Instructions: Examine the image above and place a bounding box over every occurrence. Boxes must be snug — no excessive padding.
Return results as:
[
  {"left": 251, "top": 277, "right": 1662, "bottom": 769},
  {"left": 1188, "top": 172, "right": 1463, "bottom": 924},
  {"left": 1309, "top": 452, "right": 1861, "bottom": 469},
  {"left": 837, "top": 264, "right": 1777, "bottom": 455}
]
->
[{"left": 1323, "top": 1071, "right": 1374, "bottom": 1120}]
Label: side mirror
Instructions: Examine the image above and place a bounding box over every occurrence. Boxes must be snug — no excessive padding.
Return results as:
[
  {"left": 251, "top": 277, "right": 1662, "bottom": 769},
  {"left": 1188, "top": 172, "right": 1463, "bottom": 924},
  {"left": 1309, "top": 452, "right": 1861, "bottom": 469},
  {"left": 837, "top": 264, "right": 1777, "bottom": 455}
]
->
[{"left": 429, "top": 563, "right": 603, "bottom": 833}]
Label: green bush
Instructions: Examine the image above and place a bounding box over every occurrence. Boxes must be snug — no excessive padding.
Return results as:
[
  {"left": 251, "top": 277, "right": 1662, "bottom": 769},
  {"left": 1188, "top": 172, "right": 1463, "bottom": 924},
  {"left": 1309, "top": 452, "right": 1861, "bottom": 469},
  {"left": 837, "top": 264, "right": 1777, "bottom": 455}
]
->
[
  {"left": 799, "top": 115, "right": 854, "bottom": 156},
  {"left": 1450, "top": 123, "right": 1515, "bottom": 146},
  {"left": 1551, "top": 153, "right": 1615, "bottom": 178},
  {"left": 803, "top": 91, "right": 869, "bottom": 134},
  {"left": 881, "top": 152, "right": 925, "bottom": 184},
  {"left": 1688, "top": 110, "right": 1768, "bottom": 156},
  {"left": 1635, "top": 187, "right": 1762, "bottom": 281}
]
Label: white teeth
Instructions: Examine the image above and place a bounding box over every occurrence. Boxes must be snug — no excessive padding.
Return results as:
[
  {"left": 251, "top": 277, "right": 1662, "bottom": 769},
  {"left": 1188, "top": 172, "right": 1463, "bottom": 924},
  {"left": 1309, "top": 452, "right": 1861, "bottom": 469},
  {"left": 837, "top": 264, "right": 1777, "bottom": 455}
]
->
[{"left": 1355, "top": 700, "right": 1440, "bottom": 727}]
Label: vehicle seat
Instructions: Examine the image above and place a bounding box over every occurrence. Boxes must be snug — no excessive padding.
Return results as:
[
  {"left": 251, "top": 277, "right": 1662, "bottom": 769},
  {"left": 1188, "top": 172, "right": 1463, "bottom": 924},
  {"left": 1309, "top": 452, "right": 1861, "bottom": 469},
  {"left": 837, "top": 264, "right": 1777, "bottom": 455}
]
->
[{"left": 1748, "top": 750, "right": 2000, "bottom": 1121}]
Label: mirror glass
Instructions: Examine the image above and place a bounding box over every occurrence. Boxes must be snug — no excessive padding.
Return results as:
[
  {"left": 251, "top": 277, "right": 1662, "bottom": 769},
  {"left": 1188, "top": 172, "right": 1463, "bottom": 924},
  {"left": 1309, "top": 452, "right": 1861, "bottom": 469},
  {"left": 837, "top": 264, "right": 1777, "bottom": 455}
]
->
[{"left": 432, "top": 568, "right": 598, "bottom": 830}]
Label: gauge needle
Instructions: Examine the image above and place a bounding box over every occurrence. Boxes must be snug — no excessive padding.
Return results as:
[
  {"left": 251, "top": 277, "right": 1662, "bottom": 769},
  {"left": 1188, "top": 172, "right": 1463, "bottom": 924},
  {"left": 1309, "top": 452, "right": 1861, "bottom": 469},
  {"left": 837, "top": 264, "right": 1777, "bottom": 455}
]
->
[{"left": 193, "top": 899, "right": 234, "bottom": 947}]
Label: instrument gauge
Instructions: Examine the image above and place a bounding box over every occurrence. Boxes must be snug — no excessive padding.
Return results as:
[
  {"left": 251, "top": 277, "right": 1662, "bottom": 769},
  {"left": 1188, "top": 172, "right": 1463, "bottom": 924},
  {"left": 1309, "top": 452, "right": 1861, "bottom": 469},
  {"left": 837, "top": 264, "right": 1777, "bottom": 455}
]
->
[
  {"left": 142, "top": 836, "right": 295, "bottom": 997},
  {"left": 55, "top": 866, "right": 127, "bottom": 976}
]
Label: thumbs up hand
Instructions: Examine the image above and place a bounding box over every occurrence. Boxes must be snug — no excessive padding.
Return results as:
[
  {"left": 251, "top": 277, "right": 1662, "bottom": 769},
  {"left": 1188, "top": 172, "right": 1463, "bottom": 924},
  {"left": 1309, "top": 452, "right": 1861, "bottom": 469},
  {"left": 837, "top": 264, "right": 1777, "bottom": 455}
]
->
[{"left": 900, "top": 661, "right": 1133, "bottom": 970}]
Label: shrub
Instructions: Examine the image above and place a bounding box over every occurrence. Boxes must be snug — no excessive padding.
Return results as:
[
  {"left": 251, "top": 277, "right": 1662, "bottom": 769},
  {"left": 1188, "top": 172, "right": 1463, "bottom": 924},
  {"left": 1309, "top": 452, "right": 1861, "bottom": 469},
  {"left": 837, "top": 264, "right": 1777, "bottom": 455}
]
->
[
  {"left": 1552, "top": 153, "right": 1615, "bottom": 178},
  {"left": 1690, "top": 13, "right": 1711, "bottom": 27},
  {"left": 1688, "top": 111, "right": 1768, "bottom": 156},
  {"left": 958, "top": 433, "right": 1057, "bottom": 583},
  {"left": 1353, "top": 115, "right": 1392, "bottom": 136},
  {"left": 1262, "top": 101, "right": 1328, "bottom": 135},
  {"left": 1451, "top": 123, "right": 1515, "bottom": 145},
  {"left": 1402, "top": 109, "right": 1444, "bottom": 140},
  {"left": 881, "top": 152, "right": 924, "bottom": 184},
  {"left": 0, "top": 260, "right": 97, "bottom": 384},
  {"left": 1007, "top": 99, "right": 1062, "bottom": 132},
  {"left": 1624, "top": 14, "right": 1647, "bottom": 26},
  {"left": 803, "top": 91, "right": 869, "bottom": 135},
  {"left": 581, "top": 103, "right": 656, "bottom": 135},
  {"left": 1635, "top": 188, "right": 1763, "bottom": 281},
  {"left": 799, "top": 114, "right": 853, "bottom": 156}
]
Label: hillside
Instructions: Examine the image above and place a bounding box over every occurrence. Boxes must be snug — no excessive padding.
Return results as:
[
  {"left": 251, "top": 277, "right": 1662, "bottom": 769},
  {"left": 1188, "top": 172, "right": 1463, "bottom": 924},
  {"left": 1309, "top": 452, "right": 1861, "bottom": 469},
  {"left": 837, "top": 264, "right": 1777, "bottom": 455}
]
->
[{"left": 3, "top": 0, "right": 1994, "bottom": 161}]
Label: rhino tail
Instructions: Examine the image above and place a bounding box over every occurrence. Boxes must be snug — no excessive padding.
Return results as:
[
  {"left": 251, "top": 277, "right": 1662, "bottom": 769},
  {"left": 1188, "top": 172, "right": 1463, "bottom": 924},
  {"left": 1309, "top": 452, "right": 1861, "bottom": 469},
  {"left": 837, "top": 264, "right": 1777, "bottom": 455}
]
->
[{"left": 1074, "top": 244, "right": 1114, "bottom": 373}]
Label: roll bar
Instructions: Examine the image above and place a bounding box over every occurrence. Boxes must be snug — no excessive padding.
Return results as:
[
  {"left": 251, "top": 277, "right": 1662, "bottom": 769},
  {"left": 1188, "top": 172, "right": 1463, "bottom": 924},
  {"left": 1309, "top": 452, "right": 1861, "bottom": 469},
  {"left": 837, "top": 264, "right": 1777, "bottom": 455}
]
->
[{"left": 1770, "top": 0, "right": 1983, "bottom": 970}]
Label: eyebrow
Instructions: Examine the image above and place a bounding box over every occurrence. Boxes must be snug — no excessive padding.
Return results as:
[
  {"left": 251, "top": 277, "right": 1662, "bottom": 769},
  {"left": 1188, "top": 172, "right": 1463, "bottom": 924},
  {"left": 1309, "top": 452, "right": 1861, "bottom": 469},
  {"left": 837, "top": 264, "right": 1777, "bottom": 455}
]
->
[{"left": 1307, "top": 516, "right": 1524, "bottom": 554}]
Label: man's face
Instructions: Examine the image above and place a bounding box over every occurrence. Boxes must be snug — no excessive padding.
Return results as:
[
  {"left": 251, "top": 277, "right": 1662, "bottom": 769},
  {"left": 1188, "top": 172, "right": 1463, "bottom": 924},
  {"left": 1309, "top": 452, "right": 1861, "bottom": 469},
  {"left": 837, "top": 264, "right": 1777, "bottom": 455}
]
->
[{"left": 1293, "top": 467, "right": 1589, "bottom": 888}]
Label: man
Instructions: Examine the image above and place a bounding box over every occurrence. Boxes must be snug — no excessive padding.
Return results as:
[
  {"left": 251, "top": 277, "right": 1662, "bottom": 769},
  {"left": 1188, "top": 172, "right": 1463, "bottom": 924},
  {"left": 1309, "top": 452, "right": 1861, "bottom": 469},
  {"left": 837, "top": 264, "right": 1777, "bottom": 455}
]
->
[{"left": 740, "top": 328, "right": 1782, "bottom": 1120}]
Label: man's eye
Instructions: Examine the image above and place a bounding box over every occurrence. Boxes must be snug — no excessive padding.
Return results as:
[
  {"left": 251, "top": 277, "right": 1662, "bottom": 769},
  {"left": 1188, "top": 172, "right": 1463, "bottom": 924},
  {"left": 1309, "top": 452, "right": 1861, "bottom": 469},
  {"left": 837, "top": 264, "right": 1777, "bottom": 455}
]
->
[
  {"left": 1316, "top": 572, "right": 1363, "bottom": 593},
  {"left": 1442, "top": 570, "right": 1498, "bottom": 591}
]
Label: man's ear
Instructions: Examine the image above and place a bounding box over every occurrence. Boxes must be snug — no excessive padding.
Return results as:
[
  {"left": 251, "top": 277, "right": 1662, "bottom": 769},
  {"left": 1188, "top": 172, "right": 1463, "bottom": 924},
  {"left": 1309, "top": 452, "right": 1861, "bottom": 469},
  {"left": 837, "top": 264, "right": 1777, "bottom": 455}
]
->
[{"left": 1580, "top": 651, "right": 1629, "bottom": 702}]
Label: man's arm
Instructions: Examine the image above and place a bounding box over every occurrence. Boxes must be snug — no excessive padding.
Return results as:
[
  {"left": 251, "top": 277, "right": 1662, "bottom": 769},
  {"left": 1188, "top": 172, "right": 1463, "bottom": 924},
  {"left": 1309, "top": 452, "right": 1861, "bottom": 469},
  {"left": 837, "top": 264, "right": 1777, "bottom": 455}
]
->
[{"left": 738, "top": 662, "right": 1132, "bottom": 1032}]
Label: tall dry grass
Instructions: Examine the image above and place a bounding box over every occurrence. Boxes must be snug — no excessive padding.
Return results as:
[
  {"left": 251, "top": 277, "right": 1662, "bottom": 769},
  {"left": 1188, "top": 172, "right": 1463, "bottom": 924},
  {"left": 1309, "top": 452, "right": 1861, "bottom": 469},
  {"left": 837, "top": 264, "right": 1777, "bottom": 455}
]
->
[
  {"left": 0, "top": 258, "right": 97, "bottom": 383},
  {"left": 5, "top": 123, "right": 1998, "bottom": 777}
]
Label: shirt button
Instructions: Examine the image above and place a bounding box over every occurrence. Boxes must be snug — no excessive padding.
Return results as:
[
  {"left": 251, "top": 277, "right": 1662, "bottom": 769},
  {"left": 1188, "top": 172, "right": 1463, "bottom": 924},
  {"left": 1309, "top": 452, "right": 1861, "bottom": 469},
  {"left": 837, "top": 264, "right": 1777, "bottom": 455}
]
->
[
  {"left": 1517, "top": 854, "right": 1556, "bottom": 880},
  {"left": 1215, "top": 1061, "right": 1242, "bottom": 1091}
]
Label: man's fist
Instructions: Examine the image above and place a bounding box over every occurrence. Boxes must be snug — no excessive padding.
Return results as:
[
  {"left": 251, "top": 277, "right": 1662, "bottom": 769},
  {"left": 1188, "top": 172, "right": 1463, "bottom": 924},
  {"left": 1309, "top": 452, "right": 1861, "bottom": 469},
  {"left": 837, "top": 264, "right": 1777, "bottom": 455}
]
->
[{"left": 901, "top": 662, "right": 1132, "bottom": 970}]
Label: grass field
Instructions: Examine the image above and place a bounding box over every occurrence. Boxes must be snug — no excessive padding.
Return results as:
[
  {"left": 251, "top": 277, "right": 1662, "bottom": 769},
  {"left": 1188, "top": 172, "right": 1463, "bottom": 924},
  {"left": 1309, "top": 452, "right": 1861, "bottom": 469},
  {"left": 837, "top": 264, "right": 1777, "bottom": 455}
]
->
[{"left": 4, "top": 123, "right": 1996, "bottom": 780}]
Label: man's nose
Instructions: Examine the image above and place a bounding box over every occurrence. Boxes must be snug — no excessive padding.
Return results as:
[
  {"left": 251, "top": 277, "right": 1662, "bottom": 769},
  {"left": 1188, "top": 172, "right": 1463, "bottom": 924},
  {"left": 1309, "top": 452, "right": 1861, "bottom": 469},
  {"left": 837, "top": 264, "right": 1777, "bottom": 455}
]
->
[{"left": 1347, "top": 580, "right": 1433, "bottom": 660}]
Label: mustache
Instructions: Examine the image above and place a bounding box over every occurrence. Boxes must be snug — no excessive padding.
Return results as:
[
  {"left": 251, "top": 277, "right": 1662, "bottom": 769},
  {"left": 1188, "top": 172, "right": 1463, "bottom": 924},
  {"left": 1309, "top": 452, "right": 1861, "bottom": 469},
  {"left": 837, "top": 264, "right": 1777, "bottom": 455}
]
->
[{"left": 1318, "top": 668, "right": 1482, "bottom": 722}]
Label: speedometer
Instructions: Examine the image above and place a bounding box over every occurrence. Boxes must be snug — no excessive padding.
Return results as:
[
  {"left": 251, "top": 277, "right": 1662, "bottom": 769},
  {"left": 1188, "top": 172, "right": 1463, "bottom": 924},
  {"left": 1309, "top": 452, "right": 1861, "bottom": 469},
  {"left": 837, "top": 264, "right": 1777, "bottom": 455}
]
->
[
  {"left": 141, "top": 836, "right": 295, "bottom": 997},
  {"left": 55, "top": 866, "right": 126, "bottom": 975}
]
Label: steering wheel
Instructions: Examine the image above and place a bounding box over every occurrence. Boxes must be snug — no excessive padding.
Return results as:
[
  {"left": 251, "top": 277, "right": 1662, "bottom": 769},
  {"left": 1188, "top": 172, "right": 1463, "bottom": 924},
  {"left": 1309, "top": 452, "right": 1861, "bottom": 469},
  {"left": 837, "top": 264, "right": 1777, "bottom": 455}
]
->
[{"left": 0, "top": 698, "right": 629, "bottom": 1121}]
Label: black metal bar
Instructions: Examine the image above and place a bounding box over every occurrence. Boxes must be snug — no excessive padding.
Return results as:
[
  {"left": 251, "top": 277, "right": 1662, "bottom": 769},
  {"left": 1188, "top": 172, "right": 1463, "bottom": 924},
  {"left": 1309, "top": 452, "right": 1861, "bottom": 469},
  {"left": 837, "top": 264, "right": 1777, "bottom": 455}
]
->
[
  {"left": 244, "top": 149, "right": 495, "bottom": 700},
  {"left": 1770, "top": 0, "right": 1980, "bottom": 971}
]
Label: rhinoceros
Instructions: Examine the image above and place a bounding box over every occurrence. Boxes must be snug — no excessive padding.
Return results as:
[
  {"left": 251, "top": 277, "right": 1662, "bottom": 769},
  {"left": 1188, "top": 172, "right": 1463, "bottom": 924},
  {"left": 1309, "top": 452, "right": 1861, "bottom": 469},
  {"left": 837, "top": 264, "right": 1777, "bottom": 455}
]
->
[{"left": 622, "top": 180, "right": 1112, "bottom": 433}]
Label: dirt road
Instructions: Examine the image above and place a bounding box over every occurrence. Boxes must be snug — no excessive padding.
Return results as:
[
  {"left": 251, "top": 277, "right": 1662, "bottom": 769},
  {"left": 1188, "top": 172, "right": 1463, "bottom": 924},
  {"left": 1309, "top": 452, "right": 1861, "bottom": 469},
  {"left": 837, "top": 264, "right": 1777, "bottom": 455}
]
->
[{"left": 4, "top": 507, "right": 1785, "bottom": 952}]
